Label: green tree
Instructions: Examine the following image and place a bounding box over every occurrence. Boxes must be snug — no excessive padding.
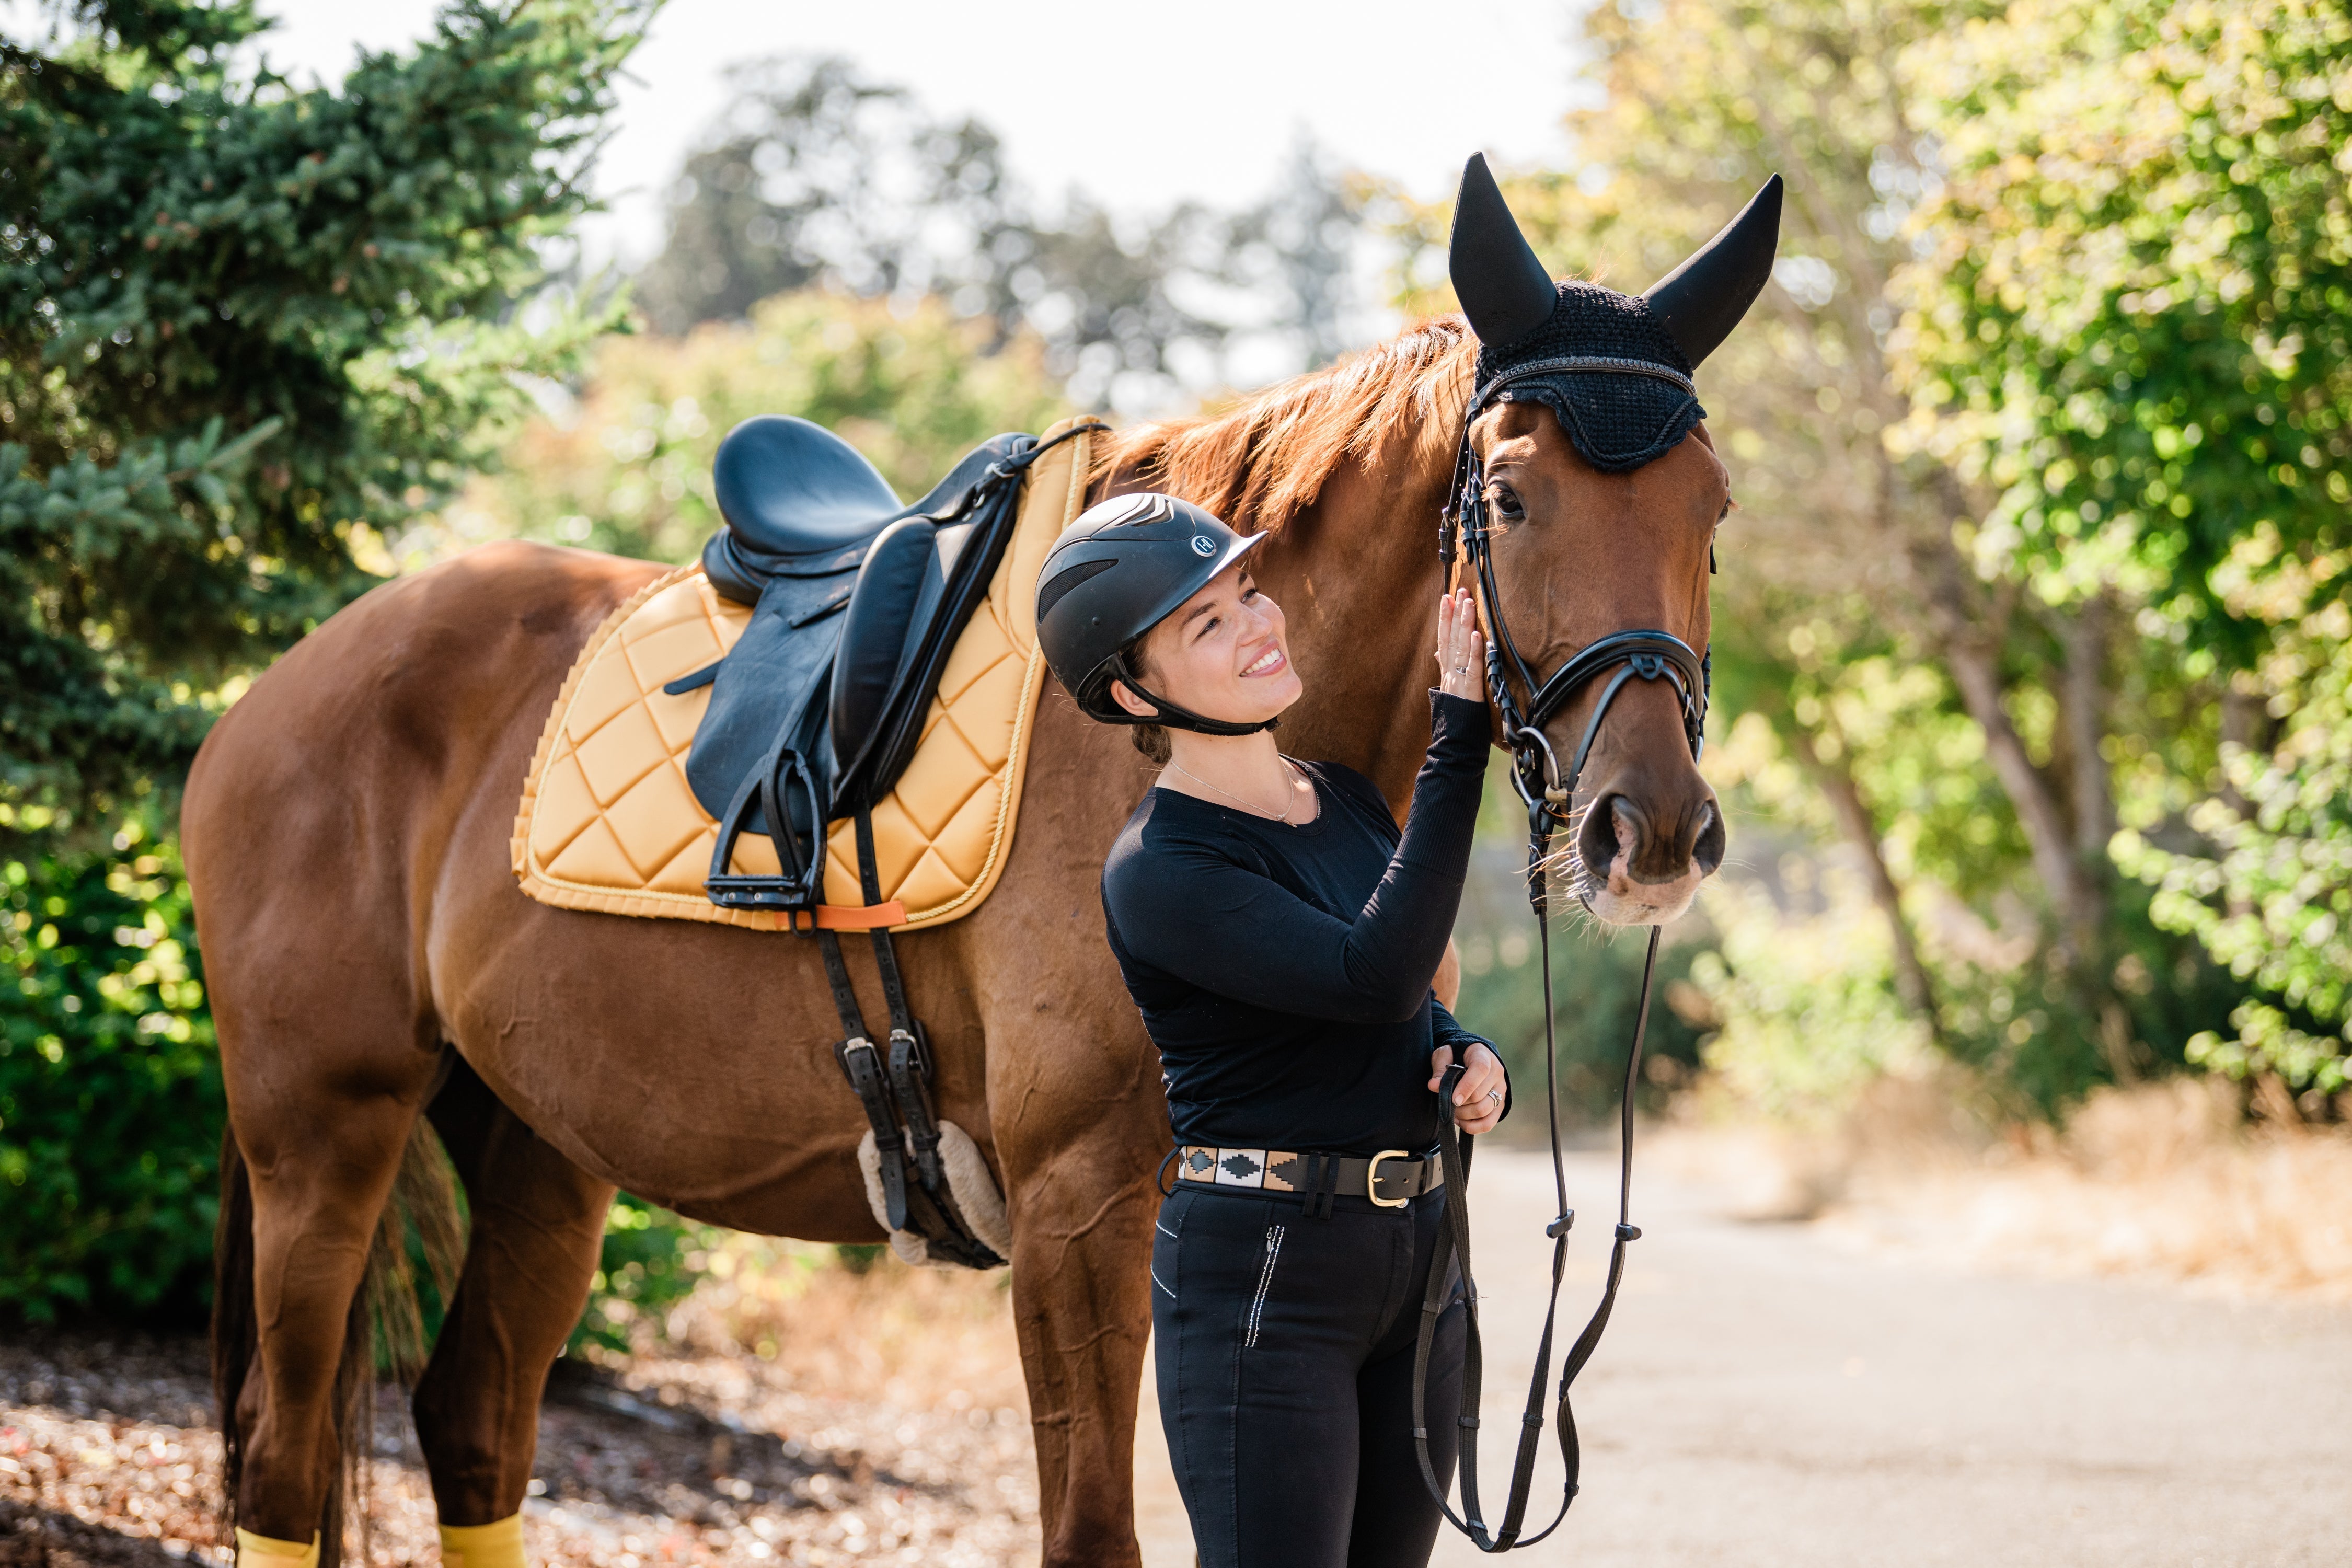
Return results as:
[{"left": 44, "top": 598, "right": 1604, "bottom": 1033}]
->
[
  {"left": 430, "top": 287, "right": 1069, "bottom": 567},
  {"left": 634, "top": 55, "right": 1370, "bottom": 409},
  {"left": 1894, "top": 0, "right": 2350, "bottom": 658},
  {"left": 0, "top": 817, "right": 217, "bottom": 1320},
  {"left": 1894, "top": 0, "right": 2351, "bottom": 1111},
  {"left": 0, "top": 0, "right": 648, "bottom": 1319},
  {"left": 2117, "top": 581, "right": 2352, "bottom": 1102},
  {"left": 1390, "top": 0, "right": 2321, "bottom": 1116},
  {"left": 1, "top": 0, "right": 648, "bottom": 836}
]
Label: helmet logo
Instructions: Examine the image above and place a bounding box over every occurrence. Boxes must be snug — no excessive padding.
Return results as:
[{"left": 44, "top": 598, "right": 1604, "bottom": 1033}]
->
[{"left": 1190, "top": 535, "right": 1216, "bottom": 558}]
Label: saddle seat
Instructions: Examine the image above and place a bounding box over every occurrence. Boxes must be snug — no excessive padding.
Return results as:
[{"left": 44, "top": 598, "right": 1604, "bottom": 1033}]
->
[{"left": 702, "top": 415, "right": 1028, "bottom": 602}]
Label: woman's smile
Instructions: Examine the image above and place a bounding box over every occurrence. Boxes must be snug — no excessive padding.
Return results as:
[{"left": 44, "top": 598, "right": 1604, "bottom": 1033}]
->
[{"left": 1240, "top": 643, "right": 1288, "bottom": 678}]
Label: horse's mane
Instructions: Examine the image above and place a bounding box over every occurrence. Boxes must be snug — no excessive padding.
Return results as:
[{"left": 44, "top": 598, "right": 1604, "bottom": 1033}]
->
[{"left": 1089, "top": 317, "right": 1477, "bottom": 532}]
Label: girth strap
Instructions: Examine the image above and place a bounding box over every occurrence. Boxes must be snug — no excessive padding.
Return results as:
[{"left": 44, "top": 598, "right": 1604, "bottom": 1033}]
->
[
  {"left": 857, "top": 810, "right": 947, "bottom": 1201},
  {"left": 817, "top": 809, "right": 1005, "bottom": 1270},
  {"left": 818, "top": 929, "right": 909, "bottom": 1232}
]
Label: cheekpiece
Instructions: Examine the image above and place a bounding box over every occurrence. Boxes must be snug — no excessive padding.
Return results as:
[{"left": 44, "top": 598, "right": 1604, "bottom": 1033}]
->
[{"left": 1473, "top": 283, "right": 1705, "bottom": 475}]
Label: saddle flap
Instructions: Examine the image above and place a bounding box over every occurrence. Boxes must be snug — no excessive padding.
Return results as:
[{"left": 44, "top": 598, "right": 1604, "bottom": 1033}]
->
[
  {"left": 828, "top": 440, "right": 1036, "bottom": 811},
  {"left": 682, "top": 569, "right": 849, "bottom": 828}
]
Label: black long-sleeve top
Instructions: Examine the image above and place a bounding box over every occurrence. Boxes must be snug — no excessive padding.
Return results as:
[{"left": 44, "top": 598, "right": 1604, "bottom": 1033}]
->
[{"left": 1101, "top": 691, "right": 1494, "bottom": 1154}]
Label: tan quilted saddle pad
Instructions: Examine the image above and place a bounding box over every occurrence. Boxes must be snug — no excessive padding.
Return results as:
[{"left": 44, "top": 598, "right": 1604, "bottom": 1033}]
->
[{"left": 511, "top": 419, "right": 1092, "bottom": 933}]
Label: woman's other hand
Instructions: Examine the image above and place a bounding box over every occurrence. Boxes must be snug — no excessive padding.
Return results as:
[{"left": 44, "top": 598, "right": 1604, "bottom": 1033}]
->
[
  {"left": 1435, "top": 587, "right": 1486, "bottom": 704},
  {"left": 1428, "top": 1041, "right": 1507, "bottom": 1134}
]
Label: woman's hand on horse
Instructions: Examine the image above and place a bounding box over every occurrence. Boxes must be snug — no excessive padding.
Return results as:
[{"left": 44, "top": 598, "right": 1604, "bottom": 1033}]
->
[
  {"left": 1430, "top": 1041, "right": 1507, "bottom": 1135},
  {"left": 1436, "top": 588, "right": 1486, "bottom": 704}
]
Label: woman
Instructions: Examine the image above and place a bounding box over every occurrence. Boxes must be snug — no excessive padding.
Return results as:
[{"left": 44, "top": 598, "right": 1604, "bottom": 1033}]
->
[{"left": 1034, "top": 491, "right": 1505, "bottom": 1568}]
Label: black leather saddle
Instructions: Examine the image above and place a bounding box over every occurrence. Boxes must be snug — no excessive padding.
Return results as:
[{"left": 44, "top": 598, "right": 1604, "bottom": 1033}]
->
[
  {"left": 699, "top": 414, "right": 1024, "bottom": 601},
  {"left": 674, "top": 415, "right": 1045, "bottom": 913}
]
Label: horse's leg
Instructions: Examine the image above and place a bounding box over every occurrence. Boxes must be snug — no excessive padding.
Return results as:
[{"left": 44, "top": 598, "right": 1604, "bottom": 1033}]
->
[
  {"left": 412, "top": 1057, "right": 614, "bottom": 1536},
  {"left": 989, "top": 1016, "right": 1166, "bottom": 1568},
  {"left": 230, "top": 1082, "right": 421, "bottom": 1548}
]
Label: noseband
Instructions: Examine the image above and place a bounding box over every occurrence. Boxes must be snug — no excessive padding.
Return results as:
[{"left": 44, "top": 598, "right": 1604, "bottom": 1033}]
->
[{"left": 1412, "top": 356, "right": 1717, "bottom": 1554}]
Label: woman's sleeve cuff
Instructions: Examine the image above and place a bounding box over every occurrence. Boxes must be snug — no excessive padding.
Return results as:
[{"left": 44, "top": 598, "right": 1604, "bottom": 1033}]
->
[{"left": 1428, "top": 689, "right": 1493, "bottom": 762}]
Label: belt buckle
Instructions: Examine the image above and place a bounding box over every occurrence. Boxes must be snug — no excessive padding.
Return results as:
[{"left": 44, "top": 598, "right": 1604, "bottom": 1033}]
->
[{"left": 1365, "top": 1149, "right": 1412, "bottom": 1208}]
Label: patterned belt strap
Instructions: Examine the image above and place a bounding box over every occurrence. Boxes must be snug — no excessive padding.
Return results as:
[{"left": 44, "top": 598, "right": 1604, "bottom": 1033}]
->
[{"left": 1175, "top": 1145, "right": 1444, "bottom": 1206}]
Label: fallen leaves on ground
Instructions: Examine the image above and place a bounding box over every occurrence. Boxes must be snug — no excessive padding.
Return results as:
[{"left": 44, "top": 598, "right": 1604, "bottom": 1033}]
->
[{"left": 2, "top": 1260, "right": 1042, "bottom": 1568}]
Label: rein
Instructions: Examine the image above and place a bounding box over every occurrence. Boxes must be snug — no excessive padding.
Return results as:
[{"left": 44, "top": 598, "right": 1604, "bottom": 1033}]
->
[{"left": 1410, "top": 360, "right": 1711, "bottom": 1552}]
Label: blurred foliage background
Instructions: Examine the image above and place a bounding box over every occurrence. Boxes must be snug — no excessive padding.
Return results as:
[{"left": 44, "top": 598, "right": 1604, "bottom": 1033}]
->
[{"left": 4, "top": 0, "right": 2346, "bottom": 1336}]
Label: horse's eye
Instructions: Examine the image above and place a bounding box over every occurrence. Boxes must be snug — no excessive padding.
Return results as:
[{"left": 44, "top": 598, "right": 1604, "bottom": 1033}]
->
[{"left": 1488, "top": 484, "right": 1526, "bottom": 522}]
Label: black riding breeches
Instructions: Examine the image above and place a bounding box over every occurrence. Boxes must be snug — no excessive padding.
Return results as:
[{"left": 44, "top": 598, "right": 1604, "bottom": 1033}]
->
[{"left": 1151, "top": 1181, "right": 1467, "bottom": 1568}]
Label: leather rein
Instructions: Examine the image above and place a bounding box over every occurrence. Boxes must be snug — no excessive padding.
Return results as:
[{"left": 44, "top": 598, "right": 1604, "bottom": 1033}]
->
[{"left": 1412, "top": 358, "right": 1712, "bottom": 1552}]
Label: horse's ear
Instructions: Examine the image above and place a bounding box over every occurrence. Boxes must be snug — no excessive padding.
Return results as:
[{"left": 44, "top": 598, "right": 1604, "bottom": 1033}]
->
[
  {"left": 1448, "top": 153, "right": 1559, "bottom": 350},
  {"left": 1642, "top": 174, "right": 1784, "bottom": 368}
]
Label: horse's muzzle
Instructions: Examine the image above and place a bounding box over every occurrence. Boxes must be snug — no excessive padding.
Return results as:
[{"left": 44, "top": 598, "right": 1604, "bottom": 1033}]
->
[{"left": 1577, "top": 792, "right": 1723, "bottom": 925}]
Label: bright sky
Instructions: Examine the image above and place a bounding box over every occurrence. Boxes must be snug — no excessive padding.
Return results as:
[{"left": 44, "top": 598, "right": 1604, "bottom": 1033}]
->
[{"left": 235, "top": 0, "right": 1593, "bottom": 268}]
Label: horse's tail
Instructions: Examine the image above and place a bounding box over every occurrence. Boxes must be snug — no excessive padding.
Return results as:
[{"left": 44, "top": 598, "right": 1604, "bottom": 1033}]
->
[{"left": 214, "top": 1119, "right": 467, "bottom": 1568}]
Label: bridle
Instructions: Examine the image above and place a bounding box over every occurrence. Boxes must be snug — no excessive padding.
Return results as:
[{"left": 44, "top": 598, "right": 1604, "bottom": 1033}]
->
[
  {"left": 1443, "top": 356, "right": 1711, "bottom": 835},
  {"left": 1412, "top": 356, "right": 1715, "bottom": 1552}
]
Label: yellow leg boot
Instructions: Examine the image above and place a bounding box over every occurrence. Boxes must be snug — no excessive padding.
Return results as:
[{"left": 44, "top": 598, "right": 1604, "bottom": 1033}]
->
[
  {"left": 234, "top": 1531, "right": 319, "bottom": 1568},
  {"left": 440, "top": 1514, "right": 527, "bottom": 1568}
]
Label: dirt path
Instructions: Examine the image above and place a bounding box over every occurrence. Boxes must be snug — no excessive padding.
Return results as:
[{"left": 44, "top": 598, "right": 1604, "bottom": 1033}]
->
[
  {"left": 10, "top": 1149, "right": 2344, "bottom": 1567},
  {"left": 1136, "top": 1148, "right": 2352, "bottom": 1567}
]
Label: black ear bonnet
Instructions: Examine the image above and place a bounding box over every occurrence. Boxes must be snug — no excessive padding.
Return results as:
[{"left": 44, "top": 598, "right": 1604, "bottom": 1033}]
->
[
  {"left": 1472, "top": 285, "right": 1703, "bottom": 474},
  {"left": 1447, "top": 152, "right": 1782, "bottom": 472}
]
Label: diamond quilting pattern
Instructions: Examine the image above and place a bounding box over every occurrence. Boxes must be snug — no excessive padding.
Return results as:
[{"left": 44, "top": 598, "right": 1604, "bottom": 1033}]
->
[
  {"left": 896, "top": 720, "right": 990, "bottom": 841},
  {"left": 602, "top": 763, "right": 705, "bottom": 879},
  {"left": 566, "top": 644, "right": 648, "bottom": 743},
  {"left": 512, "top": 420, "right": 1089, "bottom": 932},
  {"left": 529, "top": 753, "right": 603, "bottom": 868},
  {"left": 572, "top": 702, "right": 668, "bottom": 809}
]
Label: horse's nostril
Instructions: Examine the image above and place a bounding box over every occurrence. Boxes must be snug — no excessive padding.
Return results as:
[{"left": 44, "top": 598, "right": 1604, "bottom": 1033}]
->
[
  {"left": 1576, "top": 793, "right": 1628, "bottom": 877},
  {"left": 1693, "top": 800, "right": 1727, "bottom": 875}
]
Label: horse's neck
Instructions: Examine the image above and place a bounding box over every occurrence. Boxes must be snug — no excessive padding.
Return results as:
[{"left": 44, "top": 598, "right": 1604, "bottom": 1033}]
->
[{"left": 1263, "top": 459, "right": 1462, "bottom": 816}]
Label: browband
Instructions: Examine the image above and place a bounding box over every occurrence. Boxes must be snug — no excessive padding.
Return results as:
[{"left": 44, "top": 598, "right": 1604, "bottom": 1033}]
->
[{"left": 1468, "top": 354, "right": 1698, "bottom": 416}]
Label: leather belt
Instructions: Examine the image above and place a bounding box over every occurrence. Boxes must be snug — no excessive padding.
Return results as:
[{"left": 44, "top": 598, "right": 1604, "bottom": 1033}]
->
[{"left": 1176, "top": 1145, "right": 1444, "bottom": 1208}]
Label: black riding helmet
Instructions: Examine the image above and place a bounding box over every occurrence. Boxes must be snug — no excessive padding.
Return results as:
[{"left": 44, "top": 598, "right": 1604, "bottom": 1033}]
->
[{"left": 1034, "top": 493, "right": 1276, "bottom": 736}]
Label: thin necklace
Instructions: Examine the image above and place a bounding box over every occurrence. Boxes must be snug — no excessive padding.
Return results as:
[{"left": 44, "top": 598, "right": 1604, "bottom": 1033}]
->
[{"left": 1168, "top": 756, "right": 1306, "bottom": 824}]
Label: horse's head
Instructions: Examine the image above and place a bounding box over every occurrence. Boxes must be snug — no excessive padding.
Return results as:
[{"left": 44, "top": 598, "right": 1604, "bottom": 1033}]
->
[{"left": 1449, "top": 154, "right": 1781, "bottom": 926}]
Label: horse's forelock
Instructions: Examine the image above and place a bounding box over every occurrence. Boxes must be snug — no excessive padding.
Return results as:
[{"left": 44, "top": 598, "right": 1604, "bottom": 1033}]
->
[{"left": 1091, "top": 318, "right": 1477, "bottom": 531}]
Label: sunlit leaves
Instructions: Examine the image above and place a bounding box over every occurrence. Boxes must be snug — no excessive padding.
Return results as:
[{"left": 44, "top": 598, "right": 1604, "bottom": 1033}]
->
[
  {"left": 433, "top": 291, "right": 1068, "bottom": 569},
  {"left": 2117, "top": 567, "right": 2352, "bottom": 1092},
  {"left": 2, "top": 0, "right": 650, "bottom": 834},
  {"left": 1892, "top": 0, "right": 2352, "bottom": 653},
  {"left": 0, "top": 816, "right": 218, "bottom": 1320}
]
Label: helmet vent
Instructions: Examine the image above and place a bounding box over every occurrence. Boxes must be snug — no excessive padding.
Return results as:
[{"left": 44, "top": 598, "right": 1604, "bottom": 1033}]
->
[
  {"left": 1102, "top": 493, "right": 1174, "bottom": 528},
  {"left": 1035, "top": 557, "right": 1119, "bottom": 624}
]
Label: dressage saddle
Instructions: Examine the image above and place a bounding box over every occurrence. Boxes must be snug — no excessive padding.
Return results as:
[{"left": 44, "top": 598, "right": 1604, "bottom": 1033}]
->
[
  {"left": 673, "top": 414, "right": 1039, "bottom": 914},
  {"left": 671, "top": 410, "right": 1077, "bottom": 1272}
]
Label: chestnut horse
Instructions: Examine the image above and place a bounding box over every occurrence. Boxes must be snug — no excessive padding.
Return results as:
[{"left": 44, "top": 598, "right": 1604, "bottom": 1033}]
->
[{"left": 183, "top": 315, "right": 1730, "bottom": 1565}]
